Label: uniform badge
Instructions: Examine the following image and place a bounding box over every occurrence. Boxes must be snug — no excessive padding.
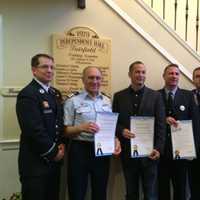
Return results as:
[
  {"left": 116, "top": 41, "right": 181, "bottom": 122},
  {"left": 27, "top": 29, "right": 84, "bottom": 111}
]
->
[
  {"left": 39, "top": 89, "right": 45, "bottom": 94},
  {"left": 180, "top": 105, "right": 185, "bottom": 111},
  {"left": 43, "top": 101, "right": 49, "bottom": 108}
]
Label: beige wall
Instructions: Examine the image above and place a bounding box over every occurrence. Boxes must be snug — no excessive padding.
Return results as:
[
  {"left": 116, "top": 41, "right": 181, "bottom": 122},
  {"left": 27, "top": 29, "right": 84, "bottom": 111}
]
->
[
  {"left": 0, "top": 0, "right": 195, "bottom": 139},
  {"left": 0, "top": 0, "right": 197, "bottom": 199}
]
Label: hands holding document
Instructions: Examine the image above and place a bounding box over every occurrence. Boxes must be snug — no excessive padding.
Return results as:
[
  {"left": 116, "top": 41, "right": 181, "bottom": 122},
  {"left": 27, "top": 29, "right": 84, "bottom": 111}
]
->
[
  {"left": 128, "top": 117, "right": 159, "bottom": 159},
  {"left": 170, "top": 120, "right": 196, "bottom": 159},
  {"left": 94, "top": 112, "right": 121, "bottom": 157}
]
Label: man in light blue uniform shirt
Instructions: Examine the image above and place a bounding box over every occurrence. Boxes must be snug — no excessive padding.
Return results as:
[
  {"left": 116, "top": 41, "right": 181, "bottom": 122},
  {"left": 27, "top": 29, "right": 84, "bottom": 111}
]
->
[{"left": 64, "top": 66, "right": 121, "bottom": 200}]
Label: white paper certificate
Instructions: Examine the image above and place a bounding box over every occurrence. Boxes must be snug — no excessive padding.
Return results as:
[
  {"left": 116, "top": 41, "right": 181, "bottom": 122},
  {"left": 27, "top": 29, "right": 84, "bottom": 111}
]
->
[
  {"left": 171, "top": 120, "right": 196, "bottom": 159},
  {"left": 130, "top": 117, "right": 154, "bottom": 158},
  {"left": 94, "top": 112, "right": 119, "bottom": 157}
]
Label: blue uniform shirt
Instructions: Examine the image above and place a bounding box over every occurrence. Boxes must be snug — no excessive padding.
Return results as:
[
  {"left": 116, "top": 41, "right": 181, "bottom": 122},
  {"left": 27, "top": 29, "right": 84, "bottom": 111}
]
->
[{"left": 64, "top": 90, "right": 112, "bottom": 141}]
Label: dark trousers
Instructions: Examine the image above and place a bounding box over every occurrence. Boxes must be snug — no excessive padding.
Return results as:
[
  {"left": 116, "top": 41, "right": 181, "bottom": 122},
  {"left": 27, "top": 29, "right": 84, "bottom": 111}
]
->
[
  {"left": 189, "top": 159, "right": 200, "bottom": 200},
  {"left": 121, "top": 155, "right": 158, "bottom": 200},
  {"left": 158, "top": 158, "right": 188, "bottom": 200},
  {"left": 68, "top": 140, "right": 110, "bottom": 200},
  {"left": 20, "top": 169, "right": 61, "bottom": 200}
]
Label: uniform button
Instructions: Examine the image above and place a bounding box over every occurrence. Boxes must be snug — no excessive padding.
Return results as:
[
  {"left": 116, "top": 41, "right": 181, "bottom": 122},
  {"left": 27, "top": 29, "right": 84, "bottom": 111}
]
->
[
  {"left": 56, "top": 132, "right": 59, "bottom": 135},
  {"left": 134, "top": 104, "right": 137, "bottom": 107},
  {"left": 56, "top": 125, "right": 58, "bottom": 128},
  {"left": 135, "top": 94, "right": 138, "bottom": 97}
]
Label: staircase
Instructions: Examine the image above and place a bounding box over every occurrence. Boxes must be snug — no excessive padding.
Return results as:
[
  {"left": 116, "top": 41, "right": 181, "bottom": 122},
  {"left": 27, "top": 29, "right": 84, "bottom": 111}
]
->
[{"left": 103, "top": 0, "right": 200, "bottom": 84}]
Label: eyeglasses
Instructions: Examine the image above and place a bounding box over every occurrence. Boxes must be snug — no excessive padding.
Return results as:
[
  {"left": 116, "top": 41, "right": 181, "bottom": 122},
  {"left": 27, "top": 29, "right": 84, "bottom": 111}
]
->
[
  {"left": 37, "top": 64, "right": 54, "bottom": 70},
  {"left": 87, "top": 76, "right": 102, "bottom": 81}
]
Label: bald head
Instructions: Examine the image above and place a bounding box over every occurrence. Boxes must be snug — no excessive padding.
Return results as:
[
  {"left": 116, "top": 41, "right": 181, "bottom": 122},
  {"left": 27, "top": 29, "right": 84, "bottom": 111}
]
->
[{"left": 82, "top": 66, "right": 102, "bottom": 97}]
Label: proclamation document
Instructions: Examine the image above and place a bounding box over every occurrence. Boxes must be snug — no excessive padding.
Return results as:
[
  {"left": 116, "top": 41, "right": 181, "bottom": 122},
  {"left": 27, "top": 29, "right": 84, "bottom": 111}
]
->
[
  {"left": 94, "top": 112, "right": 119, "bottom": 157},
  {"left": 171, "top": 120, "right": 196, "bottom": 159},
  {"left": 130, "top": 117, "right": 154, "bottom": 158}
]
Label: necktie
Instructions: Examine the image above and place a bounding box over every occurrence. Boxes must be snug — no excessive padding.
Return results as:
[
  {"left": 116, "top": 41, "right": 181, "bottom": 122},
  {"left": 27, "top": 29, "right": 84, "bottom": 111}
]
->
[
  {"left": 196, "top": 90, "right": 200, "bottom": 105},
  {"left": 167, "top": 92, "right": 174, "bottom": 116}
]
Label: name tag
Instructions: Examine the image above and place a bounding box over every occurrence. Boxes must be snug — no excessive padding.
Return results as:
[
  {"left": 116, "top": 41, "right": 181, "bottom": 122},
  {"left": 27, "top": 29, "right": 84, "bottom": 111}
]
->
[{"left": 43, "top": 109, "right": 53, "bottom": 114}]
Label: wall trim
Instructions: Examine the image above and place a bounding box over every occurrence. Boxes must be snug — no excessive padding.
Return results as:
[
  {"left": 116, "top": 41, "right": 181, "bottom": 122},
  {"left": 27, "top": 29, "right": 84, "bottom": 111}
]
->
[
  {"left": 0, "top": 139, "right": 19, "bottom": 144},
  {"left": 0, "top": 86, "right": 22, "bottom": 97},
  {"left": 103, "top": 0, "right": 192, "bottom": 80},
  {"left": 0, "top": 139, "right": 19, "bottom": 151}
]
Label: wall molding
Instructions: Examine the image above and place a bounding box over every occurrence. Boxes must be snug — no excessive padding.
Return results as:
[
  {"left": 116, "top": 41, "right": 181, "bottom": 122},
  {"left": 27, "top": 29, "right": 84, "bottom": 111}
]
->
[
  {"left": 0, "top": 139, "right": 19, "bottom": 144},
  {"left": 103, "top": 0, "right": 193, "bottom": 80},
  {"left": 0, "top": 86, "right": 22, "bottom": 97},
  {"left": 0, "top": 139, "right": 19, "bottom": 151}
]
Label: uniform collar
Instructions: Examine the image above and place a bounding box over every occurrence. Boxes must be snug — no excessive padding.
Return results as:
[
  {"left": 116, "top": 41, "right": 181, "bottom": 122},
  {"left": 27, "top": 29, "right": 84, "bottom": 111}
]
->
[
  {"left": 82, "top": 90, "right": 103, "bottom": 100},
  {"left": 34, "top": 77, "right": 50, "bottom": 92},
  {"left": 129, "top": 85, "right": 145, "bottom": 95}
]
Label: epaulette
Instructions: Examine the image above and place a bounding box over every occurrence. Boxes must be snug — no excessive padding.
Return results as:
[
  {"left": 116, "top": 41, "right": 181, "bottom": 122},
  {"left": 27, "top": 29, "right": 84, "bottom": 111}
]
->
[
  {"left": 50, "top": 87, "right": 63, "bottom": 103},
  {"left": 101, "top": 92, "right": 111, "bottom": 99},
  {"left": 66, "top": 91, "right": 80, "bottom": 99}
]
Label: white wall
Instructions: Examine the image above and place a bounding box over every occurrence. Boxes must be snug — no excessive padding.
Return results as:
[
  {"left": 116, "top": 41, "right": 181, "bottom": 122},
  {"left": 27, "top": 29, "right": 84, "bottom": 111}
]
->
[
  {"left": 1, "top": 0, "right": 195, "bottom": 140},
  {"left": 0, "top": 0, "right": 197, "bottom": 199}
]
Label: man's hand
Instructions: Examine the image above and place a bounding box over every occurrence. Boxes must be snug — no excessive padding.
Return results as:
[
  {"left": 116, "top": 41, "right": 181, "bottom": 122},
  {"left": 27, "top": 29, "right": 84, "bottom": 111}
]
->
[
  {"left": 122, "top": 128, "right": 135, "bottom": 139},
  {"left": 166, "top": 116, "right": 178, "bottom": 127},
  {"left": 54, "top": 144, "right": 65, "bottom": 162},
  {"left": 78, "top": 122, "right": 99, "bottom": 134},
  {"left": 113, "top": 137, "right": 121, "bottom": 156},
  {"left": 149, "top": 149, "right": 160, "bottom": 160}
]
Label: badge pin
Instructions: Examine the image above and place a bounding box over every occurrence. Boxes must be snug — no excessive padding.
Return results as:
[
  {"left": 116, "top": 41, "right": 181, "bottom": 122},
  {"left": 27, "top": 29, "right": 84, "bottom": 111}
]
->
[
  {"left": 43, "top": 101, "right": 49, "bottom": 108},
  {"left": 180, "top": 105, "right": 185, "bottom": 111},
  {"left": 39, "top": 89, "right": 45, "bottom": 94}
]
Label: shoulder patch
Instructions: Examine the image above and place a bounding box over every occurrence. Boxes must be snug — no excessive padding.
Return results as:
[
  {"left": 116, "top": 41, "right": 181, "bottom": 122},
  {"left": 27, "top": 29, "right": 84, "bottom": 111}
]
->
[
  {"left": 101, "top": 92, "right": 111, "bottom": 99},
  {"left": 66, "top": 91, "right": 80, "bottom": 99}
]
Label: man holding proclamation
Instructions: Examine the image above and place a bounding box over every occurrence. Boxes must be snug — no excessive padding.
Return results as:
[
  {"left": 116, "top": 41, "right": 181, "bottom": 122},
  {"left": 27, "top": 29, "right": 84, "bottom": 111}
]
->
[
  {"left": 64, "top": 66, "right": 121, "bottom": 200},
  {"left": 112, "top": 61, "right": 166, "bottom": 200},
  {"left": 158, "top": 64, "right": 198, "bottom": 200},
  {"left": 190, "top": 67, "right": 200, "bottom": 200}
]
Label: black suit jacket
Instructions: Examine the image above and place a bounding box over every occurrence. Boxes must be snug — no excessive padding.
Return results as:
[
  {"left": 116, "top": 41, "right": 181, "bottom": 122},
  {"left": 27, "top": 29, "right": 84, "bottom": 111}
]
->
[
  {"left": 113, "top": 86, "right": 166, "bottom": 156},
  {"left": 16, "top": 79, "right": 64, "bottom": 177},
  {"left": 159, "top": 88, "right": 200, "bottom": 158}
]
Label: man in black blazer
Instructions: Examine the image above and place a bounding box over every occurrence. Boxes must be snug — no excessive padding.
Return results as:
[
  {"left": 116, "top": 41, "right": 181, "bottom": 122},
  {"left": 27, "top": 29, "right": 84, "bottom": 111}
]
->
[
  {"left": 158, "top": 64, "right": 198, "bottom": 200},
  {"left": 16, "top": 54, "right": 65, "bottom": 200},
  {"left": 190, "top": 67, "right": 200, "bottom": 200},
  {"left": 113, "top": 61, "right": 166, "bottom": 200}
]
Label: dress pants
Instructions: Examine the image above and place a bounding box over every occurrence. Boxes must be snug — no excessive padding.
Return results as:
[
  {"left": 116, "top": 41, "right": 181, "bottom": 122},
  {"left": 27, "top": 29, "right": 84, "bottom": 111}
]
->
[
  {"left": 121, "top": 154, "right": 158, "bottom": 200},
  {"left": 158, "top": 158, "right": 188, "bottom": 200},
  {"left": 20, "top": 168, "right": 61, "bottom": 200},
  {"left": 189, "top": 159, "right": 200, "bottom": 200},
  {"left": 68, "top": 140, "right": 110, "bottom": 200}
]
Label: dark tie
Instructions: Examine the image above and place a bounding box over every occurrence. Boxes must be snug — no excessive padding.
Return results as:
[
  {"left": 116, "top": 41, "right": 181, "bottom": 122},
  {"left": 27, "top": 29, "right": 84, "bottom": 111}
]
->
[
  {"left": 167, "top": 92, "right": 174, "bottom": 116},
  {"left": 196, "top": 90, "right": 200, "bottom": 105}
]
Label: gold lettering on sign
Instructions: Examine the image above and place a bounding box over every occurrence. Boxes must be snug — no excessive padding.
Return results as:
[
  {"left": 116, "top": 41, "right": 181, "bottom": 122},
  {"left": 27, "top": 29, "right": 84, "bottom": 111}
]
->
[{"left": 52, "top": 27, "right": 111, "bottom": 97}]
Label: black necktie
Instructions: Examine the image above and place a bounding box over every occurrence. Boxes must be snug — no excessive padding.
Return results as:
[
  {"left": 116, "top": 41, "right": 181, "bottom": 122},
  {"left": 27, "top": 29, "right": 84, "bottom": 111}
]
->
[
  {"left": 196, "top": 90, "right": 200, "bottom": 105},
  {"left": 167, "top": 92, "right": 174, "bottom": 116}
]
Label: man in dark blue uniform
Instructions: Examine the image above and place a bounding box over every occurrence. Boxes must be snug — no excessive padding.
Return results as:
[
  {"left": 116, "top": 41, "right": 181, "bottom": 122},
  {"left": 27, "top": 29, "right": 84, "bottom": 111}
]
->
[{"left": 16, "top": 53, "right": 65, "bottom": 200}]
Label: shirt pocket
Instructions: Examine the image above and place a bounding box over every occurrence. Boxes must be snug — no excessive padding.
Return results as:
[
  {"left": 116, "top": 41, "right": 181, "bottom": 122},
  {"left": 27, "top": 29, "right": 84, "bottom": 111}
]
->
[
  {"left": 76, "top": 105, "right": 91, "bottom": 114},
  {"left": 101, "top": 104, "right": 112, "bottom": 112}
]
